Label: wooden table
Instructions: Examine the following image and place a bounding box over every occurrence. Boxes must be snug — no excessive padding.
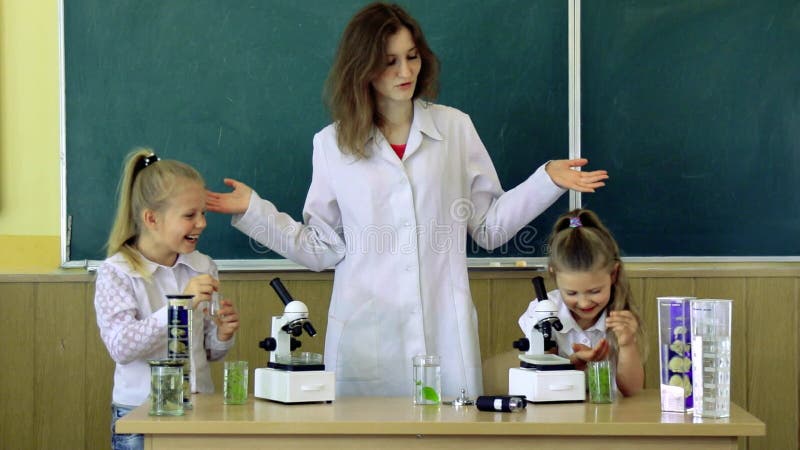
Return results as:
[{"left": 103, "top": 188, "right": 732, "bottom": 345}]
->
[{"left": 117, "top": 389, "right": 764, "bottom": 449}]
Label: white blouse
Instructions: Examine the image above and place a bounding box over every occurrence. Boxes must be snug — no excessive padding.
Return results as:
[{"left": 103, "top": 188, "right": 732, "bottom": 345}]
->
[{"left": 94, "top": 250, "right": 234, "bottom": 406}]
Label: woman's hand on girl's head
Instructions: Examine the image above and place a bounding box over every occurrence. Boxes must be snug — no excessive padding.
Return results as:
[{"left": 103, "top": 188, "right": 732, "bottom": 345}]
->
[
  {"left": 569, "top": 338, "right": 611, "bottom": 370},
  {"left": 606, "top": 310, "right": 639, "bottom": 348},
  {"left": 215, "top": 299, "right": 240, "bottom": 342},
  {"left": 205, "top": 178, "right": 253, "bottom": 215},
  {"left": 545, "top": 159, "right": 609, "bottom": 193},
  {"left": 183, "top": 274, "right": 219, "bottom": 309}
]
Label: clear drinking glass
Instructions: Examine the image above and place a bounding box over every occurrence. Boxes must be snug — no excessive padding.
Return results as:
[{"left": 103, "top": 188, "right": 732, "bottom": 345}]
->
[
  {"left": 223, "top": 360, "right": 249, "bottom": 405},
  {"left": 690, "top": 299, "right": 732, "bottom": 418},
  {"left": 587, "top": 359, "right": 615, "bottom": 403},
  {"left": 412, "top": 355, "right": 441, "bottom": 405}
]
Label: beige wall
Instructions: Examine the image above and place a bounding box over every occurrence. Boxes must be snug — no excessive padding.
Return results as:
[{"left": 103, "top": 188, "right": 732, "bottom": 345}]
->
[{"left": 0, "top": 0, "right": 61, "bottom": 270}]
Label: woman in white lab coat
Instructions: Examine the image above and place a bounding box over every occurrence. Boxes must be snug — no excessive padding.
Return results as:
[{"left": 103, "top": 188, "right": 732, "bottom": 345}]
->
[{"left": 206, "top": 2, "right": 608, "bottom": 398}]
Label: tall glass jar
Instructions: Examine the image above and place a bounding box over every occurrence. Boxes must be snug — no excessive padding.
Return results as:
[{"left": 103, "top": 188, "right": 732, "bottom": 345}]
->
[
  {"left": 148, "top": 359, "right": 184, "bottom": 416},
  {"left": 167, "top": 294, "right": 193, "bottom": 409}
]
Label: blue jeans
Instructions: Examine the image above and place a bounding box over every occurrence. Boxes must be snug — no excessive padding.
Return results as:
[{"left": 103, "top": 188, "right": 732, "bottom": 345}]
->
[{"left": 111, "top": 404, "right": 144, "bottom": 450}]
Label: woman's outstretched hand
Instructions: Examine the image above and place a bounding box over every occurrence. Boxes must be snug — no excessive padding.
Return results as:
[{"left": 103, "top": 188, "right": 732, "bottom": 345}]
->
[
  {"left": 545, "top": 159, "right": 609, "bottom": 193},
  {"left": 206, "top": 178, "right": 253, "bottom": 215}
]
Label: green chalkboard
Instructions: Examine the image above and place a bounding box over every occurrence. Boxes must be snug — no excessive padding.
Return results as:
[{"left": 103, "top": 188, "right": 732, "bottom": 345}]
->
[
  {"left": 583, "top": 0, "right": 800, "bottom": 256},
  {"left": 64, "top": 0, "right": 569, "bottom": 263}
]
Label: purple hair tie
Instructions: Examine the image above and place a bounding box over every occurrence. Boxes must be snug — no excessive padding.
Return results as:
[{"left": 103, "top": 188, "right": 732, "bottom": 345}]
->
[{"left": 569, "top": 216, "right": 583, "bottom": 228}]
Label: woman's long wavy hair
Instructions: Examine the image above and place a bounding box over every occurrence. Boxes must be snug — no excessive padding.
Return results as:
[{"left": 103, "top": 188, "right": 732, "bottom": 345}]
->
[
  {"left": 324, "top": 2, "right": 439, "bottom": 158},
  {"left": 547, "top": 209, "right": 647, "bottom": 361}
]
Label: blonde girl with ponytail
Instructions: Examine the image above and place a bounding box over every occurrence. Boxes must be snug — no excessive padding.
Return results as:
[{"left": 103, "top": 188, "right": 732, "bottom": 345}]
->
[
  {"left": 520, "top": 209, "right": 645, "bottom": 396},
  {"left": 95, "top": 149, "right": 240, "bottom": 450}
]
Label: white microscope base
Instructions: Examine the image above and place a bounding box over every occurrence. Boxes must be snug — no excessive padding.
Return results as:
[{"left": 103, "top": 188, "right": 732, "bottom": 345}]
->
[
  {"left": 509, "top": 367, "right": 586, "bottom": 403},
  {"left": 254, "top": 367, "right": 335, "bottom": 403}
]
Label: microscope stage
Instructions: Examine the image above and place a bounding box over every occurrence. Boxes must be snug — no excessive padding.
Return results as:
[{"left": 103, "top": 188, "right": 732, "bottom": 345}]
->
[{"left": 518, "top": 353, "right": 574, "bottom": 370}]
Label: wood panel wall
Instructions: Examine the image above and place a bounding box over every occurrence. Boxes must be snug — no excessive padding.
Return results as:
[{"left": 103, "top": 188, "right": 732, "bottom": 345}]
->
[{"left": 0, "top": 263, "right": 796, "bottom": 450}]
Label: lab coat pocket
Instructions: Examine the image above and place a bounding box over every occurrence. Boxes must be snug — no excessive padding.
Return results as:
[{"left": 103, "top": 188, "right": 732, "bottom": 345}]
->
[{"left": 328, "top": 300, "right": 379, "bottom": 382}]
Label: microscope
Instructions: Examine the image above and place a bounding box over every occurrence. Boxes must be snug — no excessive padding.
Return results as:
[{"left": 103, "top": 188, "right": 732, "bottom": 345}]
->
[
  {"left": 253, "top": 278, "right": 335, "bottom": 403},
  {"left": 508, "top": 276, "right": 585, "bottom": 403}
]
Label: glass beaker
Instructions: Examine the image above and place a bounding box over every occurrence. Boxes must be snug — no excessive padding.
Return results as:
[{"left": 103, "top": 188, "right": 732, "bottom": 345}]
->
[
  {"left": 412, "top": 355, "right": 441, "bottom": 405},
  {"left": 587, "top": 359, "right": 615, "bottom": 403},
  {"left": 690, "top": 299, "right": 732, "bottom": 418},
  {"left": 149, "top": 359, "right": 184, "bottom": 416},
  {"left": 223, "top": 360, "right": 249, "bottom": 405}
]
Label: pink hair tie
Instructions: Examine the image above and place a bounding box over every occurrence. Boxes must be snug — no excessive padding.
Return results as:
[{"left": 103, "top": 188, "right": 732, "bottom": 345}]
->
[{"left": 569, "top": 216, "right": 583, "bottom": 228}]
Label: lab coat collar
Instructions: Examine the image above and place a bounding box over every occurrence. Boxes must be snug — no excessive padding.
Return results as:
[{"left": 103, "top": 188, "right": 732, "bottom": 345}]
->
[
  {"left": 392, "top": 99, "right": 443, "bottom": 162},
  {"left": 369, "top": 100, "right": 443, "bottom": 165},
  {"left": 556, "top": 298, "right": 608, "bottom": 335},
  {"left": 413, "top": 99, "right": 443, "bottom": 142}
]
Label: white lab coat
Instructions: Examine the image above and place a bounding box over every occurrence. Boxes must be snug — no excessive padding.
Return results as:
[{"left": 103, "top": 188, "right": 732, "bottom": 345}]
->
[{"left": 232, "top": 100, "right": 564, "bottom": 398}]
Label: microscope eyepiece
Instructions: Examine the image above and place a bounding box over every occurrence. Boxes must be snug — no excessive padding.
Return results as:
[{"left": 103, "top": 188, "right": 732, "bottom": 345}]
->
[
  {"left": 270, "top": 277, "right": 294, "bottom": 306},
  {"left": 531, "top": 276, "right": 548, "bottom": 301}
]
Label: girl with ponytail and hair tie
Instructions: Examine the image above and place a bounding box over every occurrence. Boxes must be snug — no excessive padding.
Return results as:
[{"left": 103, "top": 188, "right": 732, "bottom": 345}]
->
[
  {"left": 94, "top": 149, "right": 240, "bottom": 450},
  {"left": 519, "top": 209, "right": 645, "bottom": 396}
]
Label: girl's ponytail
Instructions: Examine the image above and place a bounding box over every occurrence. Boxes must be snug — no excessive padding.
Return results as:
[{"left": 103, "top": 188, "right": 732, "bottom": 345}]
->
[{"left": 107, "top": 149, "right": 153, "bottom": 276}]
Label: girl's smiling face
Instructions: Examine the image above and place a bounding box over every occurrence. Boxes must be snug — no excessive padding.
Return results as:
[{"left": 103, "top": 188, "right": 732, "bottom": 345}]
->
[
  {"left": 159, "top": 181, "right": 207, "bottom": 253},
  {"left": 139, "top": 179, "right": 207, "bottom": 266},
  {"left": 554, "top": 267, "right": 617, "bottom": 330}
]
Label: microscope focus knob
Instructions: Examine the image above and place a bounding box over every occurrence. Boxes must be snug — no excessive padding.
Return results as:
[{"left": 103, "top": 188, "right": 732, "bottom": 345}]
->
[
  {"left": 290, "top": 337, "right": 302, "bottom": 351},
  {"left": 259, "top": 337, "right": 277, "bottom": 352},
  {"left": 512, "top": 337, "right": 530, "bottom": 352}
]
